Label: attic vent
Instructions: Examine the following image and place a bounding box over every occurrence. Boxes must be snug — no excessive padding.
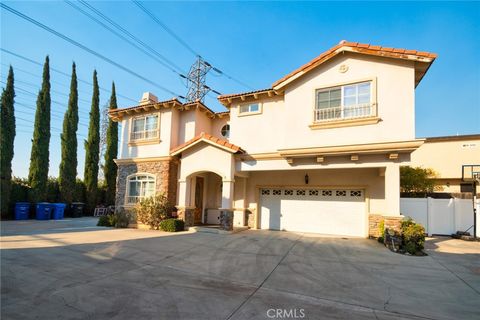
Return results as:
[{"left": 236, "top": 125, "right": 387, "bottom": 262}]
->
[{"left": 139, "top": 92, "right": 158, "bottom": 105}]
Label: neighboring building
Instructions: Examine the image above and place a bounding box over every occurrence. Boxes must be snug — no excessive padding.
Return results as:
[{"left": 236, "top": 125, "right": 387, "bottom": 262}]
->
[
  {"left": 410, "top": 134, "right": 480, "bottom": 194},
  {"left": 109, "top": 40, "right": 438, "bottom": 238}
]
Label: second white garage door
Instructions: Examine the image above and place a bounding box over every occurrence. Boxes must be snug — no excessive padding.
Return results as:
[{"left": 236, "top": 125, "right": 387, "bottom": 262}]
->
[{"left": 260, "top": 188, "right": 366, "bottom": 237}]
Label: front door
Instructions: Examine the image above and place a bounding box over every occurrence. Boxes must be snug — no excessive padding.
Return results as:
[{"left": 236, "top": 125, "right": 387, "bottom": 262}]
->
[{"left": 194, "top": 177, "right": 204, "bottom": 224}]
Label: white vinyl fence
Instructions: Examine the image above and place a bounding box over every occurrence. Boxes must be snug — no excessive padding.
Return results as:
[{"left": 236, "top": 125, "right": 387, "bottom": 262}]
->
[{"left": 400, "top": 198, "right": 480, "bottom": 236}]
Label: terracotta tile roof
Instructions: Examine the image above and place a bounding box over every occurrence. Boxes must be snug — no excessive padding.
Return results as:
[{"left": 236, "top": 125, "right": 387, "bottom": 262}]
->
[
  {"left": 108, "top": 97, "right": 229, "bottom": 120},
  {"left": 272, "top": 41, "right": 437, "bottom": 89},
  {"left": 170, "top": 132, "right": 244, "bottom": 155},
  {"left": 108, "top": 98, "right": 181, "bottom": 115},
  {"left": 218, "top": 88, "right": 275, "bottom": 100}
]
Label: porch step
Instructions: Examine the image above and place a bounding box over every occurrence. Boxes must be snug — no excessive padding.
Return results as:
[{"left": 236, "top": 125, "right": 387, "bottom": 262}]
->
[{"left": 191, "top": 226, "right": 249, "bottom": 235}]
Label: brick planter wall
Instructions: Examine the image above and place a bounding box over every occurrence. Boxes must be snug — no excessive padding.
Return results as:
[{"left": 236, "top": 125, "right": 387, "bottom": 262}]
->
[
  {"left": 369, "top": 214, "right": 404, "bottom": 238},
  {"left": 368, "top": 214, "right": 384, "bottom": 238},
  {"left": 177, "top": 208, "right": 194, "bottom": 229},
  {"left": 115, "top": 159, "right": 178, "bottom": 209}
]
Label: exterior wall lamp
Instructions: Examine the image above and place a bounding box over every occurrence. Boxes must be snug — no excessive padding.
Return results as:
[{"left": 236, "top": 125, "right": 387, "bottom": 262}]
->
[{"left": 305, "top": 173, "right": 309, "bottom": 185}]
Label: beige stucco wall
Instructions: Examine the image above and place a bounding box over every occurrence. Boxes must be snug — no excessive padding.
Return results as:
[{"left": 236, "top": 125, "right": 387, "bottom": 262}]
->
[
  {"left": 228, "top": 53, "right": 416, "bottom": 154},
  {"left": 179, "top": 142, "right": 235, "bottom": 180},
  {"left": 410, "top": 138, "right": 480, "bottom": 179},
  {"left": 211, "top": 116, "right": 229, "bottom": 139},
  {"left": 194, "top": 109, "right": 212, "bottom": 136}
]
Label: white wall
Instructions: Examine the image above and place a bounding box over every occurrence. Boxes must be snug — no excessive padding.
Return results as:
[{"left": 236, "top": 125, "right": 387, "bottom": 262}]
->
[
  {"left": 400, "top": 198, "right": 479, "bottom": 236},
  {"left": 228, "top": 53, "right": 416, "bottom": 154}
]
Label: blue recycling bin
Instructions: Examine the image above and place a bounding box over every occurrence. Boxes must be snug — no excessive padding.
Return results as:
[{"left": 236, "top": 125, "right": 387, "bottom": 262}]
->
[
  {"left": 52, "top": 203, "right": 66, "bottom": 220},
  {"left": 36, "top": 202, "right": 53, "bottom": 220},
  {"left": 14, "top": 202, "right": 30, "bottom": 220}
]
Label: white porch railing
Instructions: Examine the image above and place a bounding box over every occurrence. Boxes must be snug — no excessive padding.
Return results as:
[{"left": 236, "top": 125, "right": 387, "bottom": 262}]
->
[
  {"left": 314, "top": 103, "right": 374, "bottom": 122},
  {"left": 130, "top": 129, "right": 158, "bottom": 141}
]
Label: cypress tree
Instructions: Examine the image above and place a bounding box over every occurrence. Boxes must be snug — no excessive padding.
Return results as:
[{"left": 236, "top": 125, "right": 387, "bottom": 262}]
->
[
  {"left": 28, "top": 56, "right": 51, "bottom": 202},
  {"left": 103, "top": 82, "right": 118, "bottom": 205},
  {"left": 84, "top": 70, "right": 100, "bottom": 213},
  {"left": 0, "top": 66, "right": 16, "bottom": 219},
  {"left": 59, "top": 63, "right": 79, "bottom": 203}
]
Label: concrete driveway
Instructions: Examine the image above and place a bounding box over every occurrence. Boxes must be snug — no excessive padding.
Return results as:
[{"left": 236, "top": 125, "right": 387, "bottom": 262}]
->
[{"left": 1, "top": 218, "right": 479, "bottom": 320}]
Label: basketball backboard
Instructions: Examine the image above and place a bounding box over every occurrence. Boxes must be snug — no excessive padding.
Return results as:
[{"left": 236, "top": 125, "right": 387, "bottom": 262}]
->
[{"left": 462, "top": 165, "right": 480, "bottom": 182}]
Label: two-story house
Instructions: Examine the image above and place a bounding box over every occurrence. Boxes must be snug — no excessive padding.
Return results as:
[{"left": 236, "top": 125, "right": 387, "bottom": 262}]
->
[{"left": 109, "top": 41, "right": 437, "bottom": 237}]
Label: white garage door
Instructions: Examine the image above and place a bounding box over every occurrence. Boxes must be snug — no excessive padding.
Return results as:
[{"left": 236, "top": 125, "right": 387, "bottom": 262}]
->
[{"left": 260, "top": 188, "right": 366, "bottom": 237}]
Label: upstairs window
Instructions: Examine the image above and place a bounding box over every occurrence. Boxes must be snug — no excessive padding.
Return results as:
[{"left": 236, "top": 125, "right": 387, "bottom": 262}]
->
[
  {"left": 315, "top": 81, "right": 373, "bottom": 122},
  {"left": 131, "top": 114, "right": 159, "bottom": 141},
  {"left": 239, "top": 103, "right": 260, "bottom": 115},
  {"left": 221, "top": 124, "right": 230, "bottom": 138},
  {"left": 126, "top": 174, "right": 155, "bottom": 205}
]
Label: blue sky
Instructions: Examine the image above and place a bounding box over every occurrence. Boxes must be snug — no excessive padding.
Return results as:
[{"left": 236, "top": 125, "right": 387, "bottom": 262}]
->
[{"left": 1, "top": 1, "right": 479, "bottom": 179}]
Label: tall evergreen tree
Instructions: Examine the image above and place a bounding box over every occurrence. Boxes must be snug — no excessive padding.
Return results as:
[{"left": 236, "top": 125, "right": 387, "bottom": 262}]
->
[
  {"left": 28, "top": 56, "right": 51, "bottom": 202},
  {"left": 59, "top": 63, "right": 79, "bottom": 203},
  {"left": 1, "top": 66, "right": 16, "bottom": 219},
  {"left": 84, "top": 70, "right": 100, "bottom": 213},
  {"left": 103, "top": 82, "right": 118, "bottom": 205}
]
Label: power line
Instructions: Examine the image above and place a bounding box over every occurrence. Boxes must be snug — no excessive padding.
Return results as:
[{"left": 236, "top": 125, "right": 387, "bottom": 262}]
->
[
  {"left": 0, "top": 80, "right": 90, "bottom": 116},
  {"left": 68, "top": 0, "right": 186, "bottom": 76},
  {"left": 1, "top": 50, "right": 138, "bottom": 103},
  {"left": 0, "top": 3, "right": 184, "bottom": 98},
  {"left": 132, "top": 0, "right": 254, "bottom": 91},
  {"left": 15, "top": 103, "right": 89, "bottom": 127}
]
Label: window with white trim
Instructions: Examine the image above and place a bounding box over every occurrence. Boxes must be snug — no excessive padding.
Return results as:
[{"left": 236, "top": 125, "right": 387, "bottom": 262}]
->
[
  {"left": 315, "top": 81, "right": 372, "bottom": 121},
  {"left": 126, "top": 174, "right": 155, "bottom": 204},
  {"left": 239, "top": 103, "right": 260, "bottom": 114},
  {"left": 130, "top": 114, "right": 159, "bottom": 141},
  {"left": 221, "top": 124, "right": 230, "bottom": 138}
]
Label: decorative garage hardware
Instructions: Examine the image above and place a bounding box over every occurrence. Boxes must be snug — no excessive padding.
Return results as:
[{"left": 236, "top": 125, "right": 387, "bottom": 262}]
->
[
  {"left": 309, "top": 190, "right": 319, "bottom": 196},
  {"left": 273, "top": 189, "right": 282, "bottom": 195},
  {"left": 284, "top": 190, "right": 293, "bottom": 196},
  {"left": 350, "top": 190, "right": 362, "bottom": 197},
  {"left": 296, "top": 190, "right": 306, "bottom": 196},
  {"left": 304, "top": 174, "right": 309, "bottom": 184},
  {"left": 261, "top": 189, "right": 270, "bottom": 195},
  {"left": 336, "top": 190, "right": 347, "bottom": 196},
  {"left": 322, "top": 190, "right": 332, "bottom": 196}
]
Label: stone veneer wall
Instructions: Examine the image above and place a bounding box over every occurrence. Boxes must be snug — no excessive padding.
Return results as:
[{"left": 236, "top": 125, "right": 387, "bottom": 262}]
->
[
  {"left": 368, "top": 214, "right": 403, "bottom": 238},
  {"left": 115, "top": 159, "right": 179, "bottom": 209}
]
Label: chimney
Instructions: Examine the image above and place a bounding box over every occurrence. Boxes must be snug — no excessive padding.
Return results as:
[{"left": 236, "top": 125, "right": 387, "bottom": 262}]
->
[{"left": 139, "top": 92, "right": 158, "bottom": 105}]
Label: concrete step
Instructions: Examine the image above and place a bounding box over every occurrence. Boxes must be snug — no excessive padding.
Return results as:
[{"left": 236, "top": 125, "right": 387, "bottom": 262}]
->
[{"left": 190, "top": 226, "right": 249, "bottom": 235}]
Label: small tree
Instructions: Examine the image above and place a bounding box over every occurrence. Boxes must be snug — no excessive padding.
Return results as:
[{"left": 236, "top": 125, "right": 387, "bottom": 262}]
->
[
  {"left": 103, "top": 82, "right": 118, "bottom": 205},
  {"left": 28, "top": 56, "right": 51, "bottom": 202},
  {"left": 135, "top": 194, "right": 175, "bottom": 230},
  {"left": 84, "top": 70, "right": 100, "bottom": 213},
  {"left": 400, "top": 166, "right": 438, "bottom": 195},
  {"left": 0, "top": 65, "right": 15, "bottom": 219},
  {"left": 59, "top": 63, "right": 79, "bottom": 204}
]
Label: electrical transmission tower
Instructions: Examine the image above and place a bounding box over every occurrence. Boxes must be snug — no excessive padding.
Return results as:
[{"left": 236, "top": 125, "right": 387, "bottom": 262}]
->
[{"left": 186, "top": 56, "right": 220, "bottom": 103}]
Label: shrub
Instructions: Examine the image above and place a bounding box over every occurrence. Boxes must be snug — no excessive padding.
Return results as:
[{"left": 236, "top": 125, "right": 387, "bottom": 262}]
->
[
  {"left": 377, "top": 220, "right": 385, "bottom": 243},
  {"left": 135, "top": 193, "right": 175, "bottom": 230},
  {"left": 113, "top": 208, "right": 130, "bottom": 228},
  {"left": 97, "top": 215, "right": 112, "bottom": 227},
  {"left": 160, "top": 219, "right": 184, "bottom": 232},
  {"left": 402, "top": 219, "right": 425, "bottom": 255}
]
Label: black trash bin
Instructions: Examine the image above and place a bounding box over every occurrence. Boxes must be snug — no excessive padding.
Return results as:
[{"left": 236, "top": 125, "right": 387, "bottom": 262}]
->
[{"left": 70, "top": 202, "right": 85, "bottom": 218}]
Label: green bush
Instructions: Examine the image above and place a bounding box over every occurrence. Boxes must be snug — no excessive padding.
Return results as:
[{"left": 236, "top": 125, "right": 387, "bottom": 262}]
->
[
  {"left": 377, "top": 220, "right": 385, "bottom": 243},
  {"left": 160, "top": 219, "right": 184, "bottom": 232},
  {"left": 401, "top": 218, "right": 425, "bottom": 255},
  {"left": 135, "top": 193, "right": 175, "bottom": 230},
  {"left": 97, "top": 215, "right": 113, "bottom": 227},
  {"left": 113, "top": 208, "right": 130, "bottom": 228}
]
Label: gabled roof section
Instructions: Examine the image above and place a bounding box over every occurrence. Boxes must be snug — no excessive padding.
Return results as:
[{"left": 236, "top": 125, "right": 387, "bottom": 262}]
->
[
  {"left": 272, "top": 41, "right": 437, "bottom": 90},
  {"left": 108, "top": 98, "right": 229, "bottom": 121},
  {"left": 217, "top": 88, "right": 283, "bottom": 107},
  {"left": 170, "top": 132, "right": 244, "bottom": 156}
]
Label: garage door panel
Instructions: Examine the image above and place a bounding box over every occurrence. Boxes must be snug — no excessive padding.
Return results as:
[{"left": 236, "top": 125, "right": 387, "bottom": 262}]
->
[{"left": 260, "top": 188, "right": 366, "bottom": 237}]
